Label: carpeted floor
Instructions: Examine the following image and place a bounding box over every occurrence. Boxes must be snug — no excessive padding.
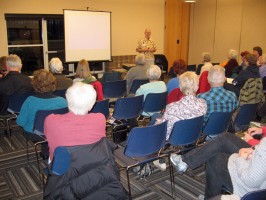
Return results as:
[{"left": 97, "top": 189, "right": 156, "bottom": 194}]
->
[{"left": 0, "top": 122, "right": 205, "bottom": 200}]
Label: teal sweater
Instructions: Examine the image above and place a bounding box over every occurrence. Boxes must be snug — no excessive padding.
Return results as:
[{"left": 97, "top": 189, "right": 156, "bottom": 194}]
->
[{"left": 16, "top": 96, "right": 67, "bottom": 133}]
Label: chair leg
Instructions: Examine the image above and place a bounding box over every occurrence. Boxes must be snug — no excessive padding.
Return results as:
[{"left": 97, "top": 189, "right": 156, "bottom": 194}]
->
[
  {"left": 126, "top": 168, "right": 132, "bottom": 199},
  {"left": 168, "top": 156, "right": 175, "bottom": 198},
  {"left": 34, "top": 142, "right": 43, "bottom": 184}
]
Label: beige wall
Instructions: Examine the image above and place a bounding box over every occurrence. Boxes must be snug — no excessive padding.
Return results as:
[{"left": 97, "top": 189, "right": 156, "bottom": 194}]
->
[
  {"left": 0, "top": 0, "right": 164, "bottom": 56},
  {"left": 188, "top": 0, "right": 266, "bottom": 65}
]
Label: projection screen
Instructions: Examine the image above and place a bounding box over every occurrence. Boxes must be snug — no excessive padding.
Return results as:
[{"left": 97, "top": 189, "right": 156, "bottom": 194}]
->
[{"left": 64, "top": 10, "right": 111, "bottom": 62}]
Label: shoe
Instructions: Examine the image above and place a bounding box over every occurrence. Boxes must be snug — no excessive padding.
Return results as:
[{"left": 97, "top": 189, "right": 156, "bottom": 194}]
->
[
  {"left": 132, "top": 166, "right": 141, "bottom": 173},
  {"left": 170, "top": 153, "right": 188, "bottom": 174},
  {"left": 139, "top": 163, "right": 152, "bottom": 178},
  {"left": 153, "top": 159, "right": 166, "bottom": 171},
  {"left": 198, "top": 194, "right": 205, "bottom": 200}
]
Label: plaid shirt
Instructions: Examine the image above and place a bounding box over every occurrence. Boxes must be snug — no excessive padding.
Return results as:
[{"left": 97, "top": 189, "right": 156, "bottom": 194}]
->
[{"left": 197, "top": 87, "right": 239, "bottom": 123}]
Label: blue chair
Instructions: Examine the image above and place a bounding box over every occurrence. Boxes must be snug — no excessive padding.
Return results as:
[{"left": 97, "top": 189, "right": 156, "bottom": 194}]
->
[
  {"left": 129, "top": 79, "right": 149, "bottom": 94},
  {"left": 187, "top": 64, "right": 196, "bottom": 72},
  {"left": 103, "top": 80, "right": 127, "bottom": 100},
  {"left": 234, "top": 103, "right": 259, "bottom": 132},
  {"left": 111, "top": 95, "right": 144, "bottom": 143},
  {"left": 203, "top": 112, "right": 233, "bottom": 139},
  {"left": 53, "top": 89, "right": 67, "bottom": 98},
  {"left": 90, "top": 99, "right": 110, "bottom": 120},
  {"left": 102, "top": 71, "right": 122, "bottom": 86},
  {"left": 142, "top": 91, "right": 167, "bottom": 116},
  {"left": 241, "top": 188, "right": 266, "bottom": 200},
  {"left": 114, "top": 121, "right": 173, "bottom": 198}
]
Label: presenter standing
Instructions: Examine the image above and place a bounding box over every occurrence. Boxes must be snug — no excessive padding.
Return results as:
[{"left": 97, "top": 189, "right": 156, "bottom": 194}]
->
[{"left": 136, "top": 28, "right": 156, "bottom": 65}]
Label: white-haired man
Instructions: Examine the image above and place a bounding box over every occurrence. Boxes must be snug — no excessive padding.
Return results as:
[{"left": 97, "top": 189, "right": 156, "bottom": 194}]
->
[
  {"left": 198, "top": 65, "right": 238, "bottom": 124},
  {"left": 49, "top": 57, "right": 72, "bottom": 90},
  {"left": 0, "top": 54, "right": 33, "bottom": 114},
  {"left": 44, "top": 82, "right": 106, "bottom": 161}
]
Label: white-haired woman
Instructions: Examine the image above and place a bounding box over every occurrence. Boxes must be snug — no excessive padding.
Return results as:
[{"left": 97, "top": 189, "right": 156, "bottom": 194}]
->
[
  {"left": 136, "top": 64, "right": 167, "bottom": 115},
  {"left": 44, "top": 82, "right": 106, "bottom": 161},
  {"left": 49, "top": 57, "right": 72, "bottom": 90},
  {"left": 200, "top": 52, "right": 213, "bottom": 75}
]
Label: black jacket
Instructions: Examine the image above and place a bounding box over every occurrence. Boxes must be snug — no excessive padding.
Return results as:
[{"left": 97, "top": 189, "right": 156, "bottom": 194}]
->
[{"left": 44, "top": 138, "right": 129, "bottom": 200}]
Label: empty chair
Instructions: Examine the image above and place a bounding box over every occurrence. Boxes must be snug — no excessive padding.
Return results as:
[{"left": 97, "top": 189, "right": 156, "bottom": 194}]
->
[
  {"left": 101, "top": 71, "right": 122, "bottom": 86},
  {"left": 111, "top": 95, "right": 144, "bottom": 143},
  {"left": 233, "top": 103, "right": 259, "bottom": 132},
  {"left": 187, "top": 64, "right": 196, "bottom": 72},
  {"left": 90, "top": 99, "right": 110, "bottom": 120},
  {"left": 114, "top": 121, "right": 173, "bottom": 198},
  {"left": 142, "top": 91, "right": 167, "bottom": 116},
  {"left": 202, "top": 112, "right": 233, "bottom": 139},
  {"left": 103, "top": 80, "right": 127, "bottom": 100},
  {"left": 129, "top": 79, "right": 149, "bottom": 95},
  {"left": 167, "top": 88, "right": 183, "bottom": 105}
]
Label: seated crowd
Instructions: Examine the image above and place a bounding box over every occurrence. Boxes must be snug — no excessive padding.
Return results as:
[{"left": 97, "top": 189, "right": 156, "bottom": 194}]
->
[{"left": 0, "top": 46, "right": 266, "bottom": 199}]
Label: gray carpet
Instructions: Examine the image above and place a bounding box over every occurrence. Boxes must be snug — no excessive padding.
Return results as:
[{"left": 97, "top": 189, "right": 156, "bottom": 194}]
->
[{"left": 0, "top": 125, "right": 205, "bottom": 200}]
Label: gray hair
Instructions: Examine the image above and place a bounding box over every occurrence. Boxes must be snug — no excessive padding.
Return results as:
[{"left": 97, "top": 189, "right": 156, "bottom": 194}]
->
[
  {"left": 135, "top": 54, "right": 146, "bottom": 65},
  {"left": 66, "top": 82, "right": 96, "bottom": 115},
  {"left": 202, "top": 52, "right": 211, "bottom": 62},
  {"left": 208, "top": 65, "right": 225, "bottom": 86},
  {"left": 146, "top": 65, "right": 161, "bottom": 81},
  {"left": 228, "top": 49, "right": 238, "bottom": 59},
  {"left": 6, "top": 54, "right": 22, "bottom": 69},
  {"left": 49, "top": 57, "right": 63, "bottom": 74},
  {"left": 179, "top": 71, "right": 199, "bottom": 96}
]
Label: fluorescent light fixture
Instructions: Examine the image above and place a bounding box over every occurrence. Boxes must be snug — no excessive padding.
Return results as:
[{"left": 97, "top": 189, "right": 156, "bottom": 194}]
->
[{"left": 183, "top": 0, "right": 197, "bottom": 2}]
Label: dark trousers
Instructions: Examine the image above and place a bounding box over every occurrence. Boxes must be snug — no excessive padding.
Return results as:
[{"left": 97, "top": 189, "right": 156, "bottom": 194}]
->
[
  {"left": 0, "top": 94, "right": 8, "bottom": 115},
  {"left": 182, "top": 133, "right": 250, "bottom": 199}
]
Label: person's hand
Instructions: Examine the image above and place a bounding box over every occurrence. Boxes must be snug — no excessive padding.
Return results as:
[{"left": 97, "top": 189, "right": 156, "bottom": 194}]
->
[
  {"left": 247, "top": 127, "right": 262, "bottom": 136},
  {"left": 239, "top": 148, "right": 254, "bottom": 160},
  {"left": 243, "top": 132, "right": 254, "bottom": 142}
]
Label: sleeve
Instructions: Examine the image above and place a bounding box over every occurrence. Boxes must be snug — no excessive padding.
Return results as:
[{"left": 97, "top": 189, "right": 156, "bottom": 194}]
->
[
  {"left": 16, "top": 97, "right": 31, "bottom": 127},
  {"left": 247, "top": 139, "right": 260, "bottom": 146},
  {"left": 135, "top": 86, "right": 144, "bottom": 96},
  {"left": 233, "top": 140, "right": 266, "bottom": 188}
]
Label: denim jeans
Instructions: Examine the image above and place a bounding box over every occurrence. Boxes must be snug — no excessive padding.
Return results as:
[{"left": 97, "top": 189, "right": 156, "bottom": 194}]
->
[{"left": 182, "top": 133, "right": 250, "bottom": 199}]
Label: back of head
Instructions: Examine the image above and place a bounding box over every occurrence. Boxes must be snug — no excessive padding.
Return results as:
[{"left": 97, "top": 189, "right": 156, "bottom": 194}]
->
[
  {"left": 253, "top": 46, "right": 263, "bottom": 57},
  {"left": 208, "top": 65, "right": 225, "bottom": 87},
  {"left": 246, "top": 54, "right": 258, "bottom": 66},
  {"left": 172, "top": 59, "right": 187, "bottom": 75},
  {"left": 201, "top": 52, "right": 211, "bottom": 62},
  {"left": 76, "top": 59, "right": 91, "bottom": 78},
  {"left": 228, "top": 49, "right": 238, "bottom": 59},
  {"left": 135, "top": 54, "right": 146, "bottom": 65},
  {"left": 179, "top": 71, "right": 199, "bottom": 96},
  {"left": 49, "top": 57, "right": 63, "bottom": 74},
  {"left": 146, "top": 65, "right": 161, "bottom": 81},
  {"left": 6, "top": 54, "right": 22, "bottom": 70},
  {"left": 66, "top": 82, "right": 96, "bottom": 115},
  {"left": 32, "top": 69, "right": 56, "bottom": 93},
  {"left": 240, "top": 51, "right": 250, "bottom": 58}
]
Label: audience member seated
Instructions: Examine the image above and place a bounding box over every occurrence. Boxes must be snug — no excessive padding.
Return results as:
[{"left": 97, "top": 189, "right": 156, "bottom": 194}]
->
[
  {"left": 170, "top": 132, "right": 266, "bottom": 199},
  {"left": 167, "top": 59, "right": 187, "bottom": 94},
  {"left": 0, "top": 54, "right": 33, "bottom": 115},
  {"left": 155, "top": 71, "right": 207, "bottom": 140},
  {"left": 231, "top": 50, "right": 249, "bottom": 78},
  {"left": 200, "top": 52, "right": 213, "bottom": 75},
  {"left": 125, "top": 54, "right": 149, "bottom": 94},
  {"left": 0, "top": 56, "right": 7, "bottom": 78},
  {"left": 197, "top": 71, "right": 210, "bottom": 94},
  {"left": 136, "top": 65, "right": 167, "bottom": 116},
  {"left": 44, "top": 82, "right": 106, "bottom": 161},
  {"left": 253, "top": 46, "right": 263, "bottom": 66},
  {"left": 259, "top": 54, "right": 266, "bottom": 78},
  {"left": 198, "top": 65, "right": 238, "bottom": 124},
  {"left": 49, "top": 57, "right": 72, "bottom": 90},
  {"left": 224, "top": 49, "right": 239, "bottom": 78},
  {"left": 73, "top": 59, "right": 97, "bottom": 84},
  {"left": 16, "top": 69, "right": 67, "bottom": 135},
  {"left": 225, "top": 54, "right": 260, "bottom": 97}
]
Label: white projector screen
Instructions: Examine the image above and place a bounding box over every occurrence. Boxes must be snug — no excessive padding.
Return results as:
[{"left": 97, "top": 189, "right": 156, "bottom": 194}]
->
[{"left": 64, "top": 10, "right": 111, "bottom": 62}]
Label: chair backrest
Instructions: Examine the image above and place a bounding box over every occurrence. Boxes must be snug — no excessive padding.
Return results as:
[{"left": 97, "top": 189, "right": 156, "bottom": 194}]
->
[
  {"left": 129, "top": 79, "right": 149, "bottom": 94},
  {"left": 103, "top": 80, "right": 127, "bottom": 98},
  {"left": 102, "top": 71, "right": 121, "bottom": 86},
  {"left": 51, "top": 146, "right": 71, "bottom": 175},
  {"left": 241, "top": 188, "right": 266, "bottom": 200},
  {"left": 187, "top": 64, "right": 196, "bottom": 72},
  {"left": 197, "top": 71, "right": 211, "bottom": 94},
  {"left": 7, "top": 92, "right": 35, "bottom": 113},
  {"left": 53, "top": 89, "right": 67, "bottom": 98},
  {"left": 169, "top": 115, "right": 204, "bottom": 146},
  {"left": 33, "top": 107, "right": 68, "bottom": 135},
  {"left": 142, "top": 91, "right": 167, "bottom": 113},
  {"left": 154, "top": 54, "right": 168, "bottom": 72},
  {"left": 124, "top": 121, "right": 167, "bottom": 157},
  {"left": 203, "top": 112, "right": 233, "bottom": 136},
  {"left": 112, "top": 95, "right": 144, "bottom": 120},
  {"left": 196, "top": 64, "right": 204, "bottom": 75},
  {"left": 91, "top": 81, "right": 104, "bottom": 101},
  {"left": 234, "top": 103, "right": 259, "bottom": 130},
  {"left": 167, "top": 88, "right": 184, "bottom": 104},
  {"left": 90, "top": 99, "right": 110, "bottom": 119}
]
